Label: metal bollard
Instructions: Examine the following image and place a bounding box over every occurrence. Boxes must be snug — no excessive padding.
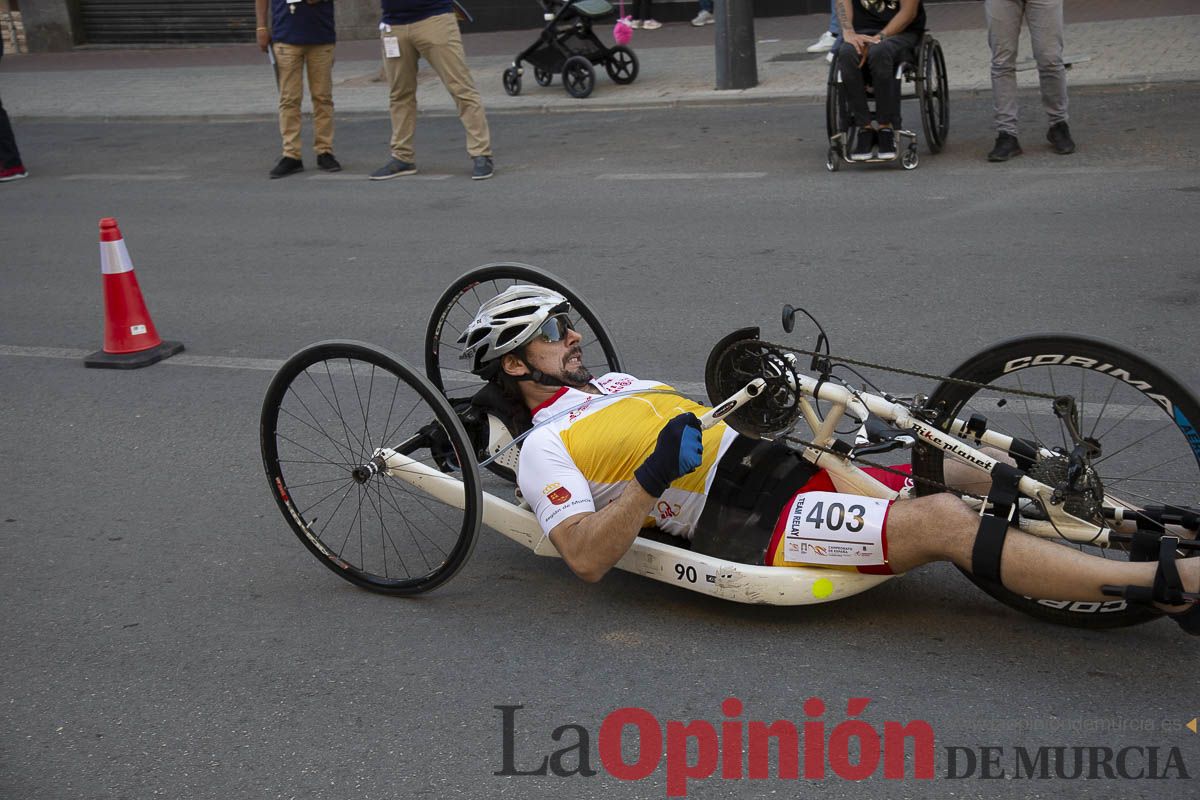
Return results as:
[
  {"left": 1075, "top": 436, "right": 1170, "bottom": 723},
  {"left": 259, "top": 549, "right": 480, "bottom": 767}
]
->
[{"left": 714, "top": 0, "right": 758, "bottom": 90}]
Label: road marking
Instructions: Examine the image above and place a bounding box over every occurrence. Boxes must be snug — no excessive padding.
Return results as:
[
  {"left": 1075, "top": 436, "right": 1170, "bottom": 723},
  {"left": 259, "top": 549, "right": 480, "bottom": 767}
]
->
[
  {"left": 0, "top": 348, "right": 1173, "bottom": 419},
  {"left": 0, "top": 344, "right": 284, "bottom": 371},
  {"left": 596, "top": 172, "right": 767, "bottom": 181},
  {"left": 327, "top": 174, "right": 455, "bottom": 181},
  {"left": 60, "top": 174, "right": 189, "bottom": 181},
  {"left": 0, "top": 345, "right": 90, "bottom": 359}
]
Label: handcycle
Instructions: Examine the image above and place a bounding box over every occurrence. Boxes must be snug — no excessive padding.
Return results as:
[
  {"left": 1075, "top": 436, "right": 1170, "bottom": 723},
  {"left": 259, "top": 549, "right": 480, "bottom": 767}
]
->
[{"left": 260, "top": 264, "right": 1200, "bottom": 629}]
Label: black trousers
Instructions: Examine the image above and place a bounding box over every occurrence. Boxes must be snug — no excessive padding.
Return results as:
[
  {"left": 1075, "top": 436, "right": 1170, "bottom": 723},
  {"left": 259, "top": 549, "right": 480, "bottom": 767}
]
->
[
  {"left": 835, "top": 31, "right": 920, "bottom": 127},
  {"left": 691, "top": 436, "right": 818, "bottom": 565},
  {"left": 0, "top": 38, "right": 21, "bottom": 168},
  {"left": 0, "top": 97, "right": 21, "bottom": 169}
]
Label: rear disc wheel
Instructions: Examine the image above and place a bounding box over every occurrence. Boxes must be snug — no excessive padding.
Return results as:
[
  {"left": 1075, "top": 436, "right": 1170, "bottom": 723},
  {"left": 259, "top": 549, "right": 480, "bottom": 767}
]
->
[{"left": 913, "top": 334, "right": 1200, "bottom": 628}]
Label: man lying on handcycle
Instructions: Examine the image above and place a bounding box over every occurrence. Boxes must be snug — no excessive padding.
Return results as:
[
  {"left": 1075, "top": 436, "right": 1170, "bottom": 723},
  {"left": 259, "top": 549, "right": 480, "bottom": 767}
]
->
[{"left": 458, "top": 285, "right": 1200, "bottom": 635}]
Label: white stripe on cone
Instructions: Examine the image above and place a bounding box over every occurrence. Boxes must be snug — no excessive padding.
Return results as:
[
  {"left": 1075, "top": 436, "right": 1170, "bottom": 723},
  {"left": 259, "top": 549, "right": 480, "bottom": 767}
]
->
[{"left": 99, "top": 239, "right": 134, "bottom": 275}]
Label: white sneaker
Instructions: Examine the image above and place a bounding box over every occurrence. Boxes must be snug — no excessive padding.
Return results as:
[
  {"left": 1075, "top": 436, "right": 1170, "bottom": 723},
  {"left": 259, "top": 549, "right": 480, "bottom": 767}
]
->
[
  {"left": 641, "top": 19, "right": 662, "bottom": 30},
  {"left": 691, "top": 10, "right": 714, "bottom": 26},
  {"left": 806, "top": 30, "right": 837, "bottom": 53},
  {"left": 628, "top": 19, "right": 640, "bottom": 28}
]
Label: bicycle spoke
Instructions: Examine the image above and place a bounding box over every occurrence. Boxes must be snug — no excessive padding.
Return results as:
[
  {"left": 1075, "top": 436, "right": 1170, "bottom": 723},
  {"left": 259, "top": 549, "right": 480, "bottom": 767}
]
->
[{"left": 285, "top": 385, "right": 357, "bottom": 466}]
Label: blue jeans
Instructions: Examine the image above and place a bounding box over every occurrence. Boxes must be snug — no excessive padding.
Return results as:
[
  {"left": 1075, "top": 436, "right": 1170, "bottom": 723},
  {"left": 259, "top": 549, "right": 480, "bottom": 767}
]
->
[{"left": 699, "top": 0, "right": 712, "bottom": 12}]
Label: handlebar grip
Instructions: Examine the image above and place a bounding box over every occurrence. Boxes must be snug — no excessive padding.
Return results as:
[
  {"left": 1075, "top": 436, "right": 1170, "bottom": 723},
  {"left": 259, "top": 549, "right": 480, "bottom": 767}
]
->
[{"left": 699, "top": 378, "right": 766, "bottom": 430}]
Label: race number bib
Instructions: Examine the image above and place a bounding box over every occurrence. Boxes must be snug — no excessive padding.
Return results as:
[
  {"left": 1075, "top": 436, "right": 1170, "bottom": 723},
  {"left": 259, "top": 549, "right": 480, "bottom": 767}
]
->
[{"left": 780, "top": 491, "right": 889, "bottom": 567}]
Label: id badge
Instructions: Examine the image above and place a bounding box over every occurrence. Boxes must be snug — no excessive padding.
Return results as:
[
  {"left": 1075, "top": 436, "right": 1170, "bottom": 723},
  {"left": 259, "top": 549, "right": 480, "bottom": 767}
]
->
[{"left": 383, "top": 36, "right": 401, "bottom": 58}]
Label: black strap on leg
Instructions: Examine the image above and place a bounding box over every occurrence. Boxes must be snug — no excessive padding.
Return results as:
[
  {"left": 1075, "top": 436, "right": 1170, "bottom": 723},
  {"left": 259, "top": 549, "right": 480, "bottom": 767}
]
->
[
  {"left": 1110, "top": 535, "right": 1185, "bottom": 606},
  {"left": 971, "top": 462, "right": 1023, "bottom": 584}
]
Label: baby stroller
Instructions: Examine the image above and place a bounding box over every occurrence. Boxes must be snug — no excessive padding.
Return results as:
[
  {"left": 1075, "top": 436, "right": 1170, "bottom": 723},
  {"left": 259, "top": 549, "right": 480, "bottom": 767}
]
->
[{"left": 502, "top": 0, "right": 639, "bottom": 99}]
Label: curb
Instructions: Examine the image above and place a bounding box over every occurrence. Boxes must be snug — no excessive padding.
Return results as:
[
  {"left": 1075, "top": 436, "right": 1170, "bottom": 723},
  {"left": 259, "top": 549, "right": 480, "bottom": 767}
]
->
[{"left": 15, "top": 76, "right": 1200, "bottom": 124}]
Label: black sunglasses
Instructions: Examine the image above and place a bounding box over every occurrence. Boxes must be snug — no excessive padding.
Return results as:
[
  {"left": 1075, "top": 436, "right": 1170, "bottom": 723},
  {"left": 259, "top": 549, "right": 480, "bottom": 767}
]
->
[{"left": 534, "top": 314, "right": 574, "bottom": 344}]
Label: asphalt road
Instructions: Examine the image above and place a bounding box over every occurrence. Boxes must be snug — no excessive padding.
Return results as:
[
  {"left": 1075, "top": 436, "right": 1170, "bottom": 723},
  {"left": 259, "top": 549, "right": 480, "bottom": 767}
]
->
[{"left": 3, "top": 84, "right": 1200, "bottom": 800}]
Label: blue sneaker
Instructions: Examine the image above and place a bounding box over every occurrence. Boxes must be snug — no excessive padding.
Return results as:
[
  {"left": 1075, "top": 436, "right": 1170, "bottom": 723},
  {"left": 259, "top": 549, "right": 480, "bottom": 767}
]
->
[{"left": 369, "top": 158, "right": 418, "bottom": 180}]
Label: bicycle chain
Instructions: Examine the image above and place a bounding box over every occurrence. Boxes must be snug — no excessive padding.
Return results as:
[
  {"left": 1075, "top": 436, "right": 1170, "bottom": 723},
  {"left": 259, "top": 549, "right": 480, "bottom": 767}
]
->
[
  {"left": 758, "top": 339, "right": 1061, "bottom": 400},
  {"left": 737, "top": 338, "right": 1064, "bottom": 502},
  {"left": 780, "top": 434, "right": 988, "bottom": 502}
]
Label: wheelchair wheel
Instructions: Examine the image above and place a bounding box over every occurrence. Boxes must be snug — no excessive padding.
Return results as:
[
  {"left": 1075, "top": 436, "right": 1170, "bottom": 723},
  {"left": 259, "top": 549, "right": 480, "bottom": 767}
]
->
[
  {"left": 261, "top": 340, "right": 481, "bottom": 595},
  {"left": 503, "top": 66, "right": 521, "bottom": 97},
  {"left": 534, "top": 66, "right": 554, "bottom": 87},
  {"left": 901, "top": 148, "right": 919, "bottom": 170},
  {"left": 912, "top": 334, "right": 1200, "bottom": 629},
  {"left": 563, "top": 55, "right": 596, "bottom": 98},
  {"left": 826, "top": 146, "right": 840, "bottom": 172},
  {"left": 823, "top": 54, "right": 849, "bottom": 142},
  {"left": 605, "top": 46, "right": 639, "bottom": 85},
  {"left": 917, "top": 36, "right": 948, "bottom": 154},
  {"left": 425, "top": 264, "right": 624, "bottom": 480}
]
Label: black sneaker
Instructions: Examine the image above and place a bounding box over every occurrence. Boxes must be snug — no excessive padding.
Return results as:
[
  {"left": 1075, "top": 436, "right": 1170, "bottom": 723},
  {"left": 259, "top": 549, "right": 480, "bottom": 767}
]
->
[
  {"left": 875, "top": 127, "right": 896, "bottom": 159},
  {"left": 269, "top": 156, "right": 304, "bottom": 179},
  {"left": 850, "top": 127, "right": 876, "bottom": 161},
  {"left": 369, "top": 158, "right": 418, "bottom": 180},
  {"left": 471, "top": 156, "right": 495, "bottom": 181},
  {"left": 316, "top": 152, "right": 342, "bottom": 172},
  {"left": 987, "top": 133, "right": 1022, "bottom": 162},
  {"left": 1047, "top": 121, "right": 1075, "bottom": 155}
]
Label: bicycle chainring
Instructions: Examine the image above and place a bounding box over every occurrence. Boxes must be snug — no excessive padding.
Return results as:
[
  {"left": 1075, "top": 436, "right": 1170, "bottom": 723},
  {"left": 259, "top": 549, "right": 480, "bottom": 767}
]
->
[{"left": 707, "top": 339, "right": 803, "bottom": 439}]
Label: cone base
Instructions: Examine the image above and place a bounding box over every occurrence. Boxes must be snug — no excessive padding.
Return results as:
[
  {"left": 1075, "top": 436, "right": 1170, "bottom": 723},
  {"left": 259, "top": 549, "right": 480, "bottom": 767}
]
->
[{"left": 85, "top": 341, "right": 185, "bottom": 370}]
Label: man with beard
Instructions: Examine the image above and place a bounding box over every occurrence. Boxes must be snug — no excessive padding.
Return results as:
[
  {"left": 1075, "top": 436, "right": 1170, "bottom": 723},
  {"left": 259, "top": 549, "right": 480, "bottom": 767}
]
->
[{"left": 456, "top": 285, "right": 1199, "bottom": 634}]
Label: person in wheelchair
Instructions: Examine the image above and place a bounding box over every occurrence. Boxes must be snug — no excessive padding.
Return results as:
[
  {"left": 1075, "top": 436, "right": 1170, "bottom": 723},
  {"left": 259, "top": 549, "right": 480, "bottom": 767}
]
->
[
  {"left": 835, "top": 0, "right": 925, "bottom": 161},
  {"left": 458, "top": 285, "right": 1200, "bottom": 634}
]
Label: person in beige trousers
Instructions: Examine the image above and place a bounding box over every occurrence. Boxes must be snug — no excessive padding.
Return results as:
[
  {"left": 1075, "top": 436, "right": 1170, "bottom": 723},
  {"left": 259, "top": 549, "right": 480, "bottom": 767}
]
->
[
  {"left": 255, "top": 0, "right": 341, "bottom": 178},
  {"left": 370, "top": 0, "right": 494, "bottom": 181}
]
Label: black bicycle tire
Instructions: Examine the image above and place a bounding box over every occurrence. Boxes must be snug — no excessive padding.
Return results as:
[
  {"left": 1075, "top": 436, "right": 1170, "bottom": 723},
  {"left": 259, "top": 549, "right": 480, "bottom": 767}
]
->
[
  {"left": 261, "top": 340, "right": 481, "bottom": 595},
  {"left": 913, "top": 334, "right": 1200, "bottom": 629}
]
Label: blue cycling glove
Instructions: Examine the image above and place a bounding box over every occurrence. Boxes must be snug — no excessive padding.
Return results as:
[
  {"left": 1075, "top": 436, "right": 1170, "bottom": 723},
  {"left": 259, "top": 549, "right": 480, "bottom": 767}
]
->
[{"left": 634, "top": 412, "right": 705, "bottom": 498}]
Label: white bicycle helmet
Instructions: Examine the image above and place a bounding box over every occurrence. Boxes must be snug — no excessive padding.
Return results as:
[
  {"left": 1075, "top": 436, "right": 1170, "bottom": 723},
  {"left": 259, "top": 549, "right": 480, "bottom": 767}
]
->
[{"left": 458, "top": 285, "right": 572, "bottom": 374}]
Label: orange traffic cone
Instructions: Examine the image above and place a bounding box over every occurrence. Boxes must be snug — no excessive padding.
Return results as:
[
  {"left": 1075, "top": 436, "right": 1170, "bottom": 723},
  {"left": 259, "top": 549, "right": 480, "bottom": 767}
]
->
[{"left": 84, "top": 218, "right": 184, "bottom": 369}]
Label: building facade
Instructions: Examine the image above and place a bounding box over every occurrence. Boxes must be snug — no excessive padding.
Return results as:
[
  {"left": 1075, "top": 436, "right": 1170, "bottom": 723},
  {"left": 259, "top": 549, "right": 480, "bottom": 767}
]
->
[{"left": 19, "top": 0, "right": 841, "bottom": 51}]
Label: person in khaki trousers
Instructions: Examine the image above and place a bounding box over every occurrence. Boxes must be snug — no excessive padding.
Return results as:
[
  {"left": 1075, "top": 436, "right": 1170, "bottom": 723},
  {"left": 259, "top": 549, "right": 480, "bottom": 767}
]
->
[
  {"left": 255, "top": 0, "right": 340, "bottom": 178},
  {"left": 370, "top": 0, "right": 494, "bottom": 181}
]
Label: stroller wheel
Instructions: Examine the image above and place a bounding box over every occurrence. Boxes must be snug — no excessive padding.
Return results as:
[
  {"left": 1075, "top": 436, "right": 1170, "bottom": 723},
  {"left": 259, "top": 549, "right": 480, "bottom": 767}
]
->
[
  {"left": 502, "top": 66, "right": 521, "bottom": 97},
  {"left": 562, "top": 56, "right": 595, "bottom": 99},
  {"left": 605, "top": 46, "right": 639, "bottom": 85},
  {"left": 534, "top": 67, "right": 554, "bottom": 87}
]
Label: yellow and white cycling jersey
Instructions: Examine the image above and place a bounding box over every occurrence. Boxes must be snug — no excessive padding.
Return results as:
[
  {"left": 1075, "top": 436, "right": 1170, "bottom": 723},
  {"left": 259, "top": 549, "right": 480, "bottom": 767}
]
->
[{"left": 517, "top": 373, "right": 739, "bottom": 538}]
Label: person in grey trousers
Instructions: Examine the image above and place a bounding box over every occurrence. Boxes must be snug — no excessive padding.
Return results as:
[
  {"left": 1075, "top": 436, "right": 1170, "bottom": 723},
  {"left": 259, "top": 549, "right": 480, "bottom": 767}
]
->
[{"left": 985, "top": 0, "right": 1075, "bottom": 162}]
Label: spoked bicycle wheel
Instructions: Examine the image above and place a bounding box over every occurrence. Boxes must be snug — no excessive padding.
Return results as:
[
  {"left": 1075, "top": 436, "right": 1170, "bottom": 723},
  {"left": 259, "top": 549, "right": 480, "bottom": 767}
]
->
[
  {"left": 261, "top": 340, "right": 482, "bottom": 595},
  {"left": 913, "top": 334, "right": 1200, "bottom": 628}
]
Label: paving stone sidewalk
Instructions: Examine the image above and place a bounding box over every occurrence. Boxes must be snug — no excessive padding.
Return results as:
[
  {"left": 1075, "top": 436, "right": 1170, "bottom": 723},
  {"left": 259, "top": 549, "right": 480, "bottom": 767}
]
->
[{"left": 2, "top": 11, "right": 1198, "bottom": 122}]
